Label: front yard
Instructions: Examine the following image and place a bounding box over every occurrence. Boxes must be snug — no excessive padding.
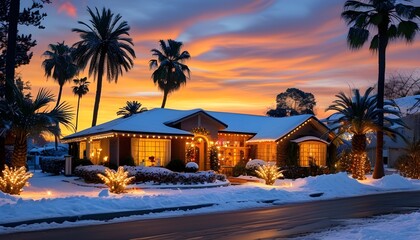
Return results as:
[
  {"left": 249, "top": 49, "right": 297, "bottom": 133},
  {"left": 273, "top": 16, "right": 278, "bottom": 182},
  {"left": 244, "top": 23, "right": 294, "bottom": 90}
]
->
[{"left": 1, "top": 169, "right": 420, "bottom": 234}]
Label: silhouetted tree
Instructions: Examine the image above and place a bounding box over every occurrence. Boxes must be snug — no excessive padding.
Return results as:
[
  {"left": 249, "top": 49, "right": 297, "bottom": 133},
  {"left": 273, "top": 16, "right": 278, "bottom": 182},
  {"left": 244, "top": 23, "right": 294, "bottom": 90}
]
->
[
  {"left": 72, "top": 77, "right": 89, "bottom": 132},
  {"left": 149, "top": 39, "right": 191, "bottom": 108},
  {"left": 267, "top": 88, "right": 316, "bottom": 117},
  {"left": 117, "top": 101, "right": 147, "bottom": 118},
  {"left": 384, "top": 71, "right": 420, "bottom": 99},
  {"left": 72, "top": 7, "right": 135, "bottom": 127}
]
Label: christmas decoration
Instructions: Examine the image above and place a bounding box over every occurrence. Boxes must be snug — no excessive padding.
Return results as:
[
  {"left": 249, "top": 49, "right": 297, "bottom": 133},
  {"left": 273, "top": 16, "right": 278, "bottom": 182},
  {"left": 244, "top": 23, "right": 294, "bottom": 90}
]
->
[
  {"left": 255, "top": 164, "right": 283, "bottom": 185},
  {"left": 0, "top": 165, "right": 33, "bottom": 195},
  {"left": 191, "top": 127, "right": 210, "bottom": 136},
  {"left": 209, "top": 146, "right": 220, "bottom": 171},
  {"left": 97, "top": 167, "right": 135, "bottom": 194}
]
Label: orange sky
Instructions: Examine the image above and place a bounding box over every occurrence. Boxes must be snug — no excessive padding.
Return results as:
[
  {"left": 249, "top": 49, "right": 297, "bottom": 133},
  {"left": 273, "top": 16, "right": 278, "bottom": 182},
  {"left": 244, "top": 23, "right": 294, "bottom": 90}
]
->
[{"left": 16, "top": 0, "right": 420, "bottom": 137}]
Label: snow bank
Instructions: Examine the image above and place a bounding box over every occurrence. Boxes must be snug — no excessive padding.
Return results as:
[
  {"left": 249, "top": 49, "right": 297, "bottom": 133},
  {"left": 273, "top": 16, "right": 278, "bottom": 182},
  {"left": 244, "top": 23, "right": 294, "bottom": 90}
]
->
[
  {"left": 369, "top": 174, "right": 417, "bottom": 189},
  {"left": 293, "top": 172, "right": 375, "bottom": 196}
]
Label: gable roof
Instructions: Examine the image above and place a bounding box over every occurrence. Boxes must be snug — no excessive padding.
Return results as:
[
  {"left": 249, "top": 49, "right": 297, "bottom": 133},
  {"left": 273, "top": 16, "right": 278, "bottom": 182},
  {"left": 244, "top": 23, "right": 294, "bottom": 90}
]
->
[{"left": 62, "top": 108, "right": 322, "bottom": 142}]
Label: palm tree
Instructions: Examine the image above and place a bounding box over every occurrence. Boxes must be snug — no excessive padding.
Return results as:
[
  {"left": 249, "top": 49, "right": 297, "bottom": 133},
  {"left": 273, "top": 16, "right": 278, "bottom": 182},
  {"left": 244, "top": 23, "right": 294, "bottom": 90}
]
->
[
  {"left": 341, "top": 0, "right": 420, "bottom": 178},
  {"left": 42, "top": 42, "right": 79, "bottom": 107},
  {"left": 117, "top": 100, "right": 147, "bottom": 118},
  {"left": 10, "top": 86, "right": 73, "bottom": 167},
  {"left": 327, "top": 87, "right": 405, "bottom": 180},
  {"left": 72, "top": 77, "right": 90, "bottom": 132},
  {"left": 149, "top": 39, "right": 191, "bottom": 108},
  {"left": 72, "top": 7, "right": 135, "bottom": 127}
]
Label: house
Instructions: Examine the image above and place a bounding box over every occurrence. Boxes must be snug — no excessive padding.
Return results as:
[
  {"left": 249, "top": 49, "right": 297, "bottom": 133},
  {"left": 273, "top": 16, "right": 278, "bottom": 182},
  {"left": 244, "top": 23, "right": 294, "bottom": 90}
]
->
[
  {"left": 367, "top": 95, "right": 420, "bottom": 167},
  {"left": 62, "top": 108, "right": 336, "bottom": 172}
]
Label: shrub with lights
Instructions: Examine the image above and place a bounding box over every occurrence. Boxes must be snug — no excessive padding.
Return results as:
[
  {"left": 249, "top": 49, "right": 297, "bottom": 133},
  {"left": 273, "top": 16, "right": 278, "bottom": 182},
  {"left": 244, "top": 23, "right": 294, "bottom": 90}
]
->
[
  {"left": 395, "top": 139, "right": 420, "bottom": 179},
  {"left": 97, "top": 166, "right": 135, "bottom": 194},
  {"left": 209, "top": 145, "right": 220, "bottom": 172},
  {"left": 0, "top": 165, "right": 33, "bottom": 195},
  {"left": 255, "top": 164, "right": 283, "bottom": 185}
]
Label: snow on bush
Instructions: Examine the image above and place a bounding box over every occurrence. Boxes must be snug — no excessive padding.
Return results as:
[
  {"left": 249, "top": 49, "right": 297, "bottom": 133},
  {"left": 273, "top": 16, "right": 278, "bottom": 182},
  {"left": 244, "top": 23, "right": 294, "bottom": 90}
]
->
[
  {"left": 185, "top": 162, "right": 199, "bottom": 173},
  {"left": 76, "top": 165, "right": 226, "bottom": 185},
  {"left": 245, "top": 159, "right": 267, "bottom": 170},
  {"left": 74, "top": 165, "right": 108, "bottom": 183}
]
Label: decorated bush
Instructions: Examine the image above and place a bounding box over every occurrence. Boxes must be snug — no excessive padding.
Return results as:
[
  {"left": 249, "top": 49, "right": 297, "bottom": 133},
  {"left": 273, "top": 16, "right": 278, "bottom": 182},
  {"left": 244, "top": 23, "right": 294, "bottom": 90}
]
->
[
  {"left": 185, "top": 162, "right": 199, "bottom": 173},
  {"left": 0, "top": 165, "right": 33, "bottom": 195},
  {"left": 209, "top": 146, "right": 220, "bottom": 171},
  {"left": 395, "top": 140, "right": 420, "bottom": 179},
  {"left": 255, "top": 164, "right": 283, "bottom": 185},
  {"left": 97, "top": 167, "right": 135, "bottom": 194}
]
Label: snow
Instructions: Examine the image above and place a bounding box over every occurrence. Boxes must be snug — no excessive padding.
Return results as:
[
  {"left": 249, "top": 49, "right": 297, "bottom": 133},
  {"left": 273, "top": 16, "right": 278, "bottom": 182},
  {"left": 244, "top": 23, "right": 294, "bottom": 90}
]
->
[
  {"left": 63, "top": 108, "right": 317, "bottom": 143},
  {"left": 0, "top": 170, "right": 419, "bottom": 236},
  {"left": 185, "top": 162, "right": 199, "bottom": 169},
  {"left": 299, "top": 211, "right": 420, "bottom": 240},
  {"left": 245, "top": 159, "right": 267, "bottom": 169}
]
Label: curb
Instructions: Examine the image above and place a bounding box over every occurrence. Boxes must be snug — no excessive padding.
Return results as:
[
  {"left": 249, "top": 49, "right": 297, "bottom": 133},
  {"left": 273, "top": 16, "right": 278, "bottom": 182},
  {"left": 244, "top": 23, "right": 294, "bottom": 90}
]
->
[{"left": 0, "top": 203, "right": 215, "bottom": 228}]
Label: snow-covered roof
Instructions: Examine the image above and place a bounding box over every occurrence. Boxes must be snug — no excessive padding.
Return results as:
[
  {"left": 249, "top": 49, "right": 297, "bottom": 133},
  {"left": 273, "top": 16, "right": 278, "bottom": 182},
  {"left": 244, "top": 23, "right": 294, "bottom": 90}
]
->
[
  {"left": 63, "top": 108, "right": 321, "bottom": 142},
  {"left": 391, "top": 95, "right": 420, "bottom": 116},
  {"left": 207, "top": 111, "right": 313, "bottom": 142},
  {"left": 291, "top": 136, "right": 330, "bottom": 145}
]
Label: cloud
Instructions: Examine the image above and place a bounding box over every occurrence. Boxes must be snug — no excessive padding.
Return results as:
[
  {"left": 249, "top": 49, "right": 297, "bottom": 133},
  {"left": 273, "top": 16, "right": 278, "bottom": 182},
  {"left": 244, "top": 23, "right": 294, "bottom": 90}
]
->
[{"left": 58, "top": 2, "right": 77, "bottom": 18}]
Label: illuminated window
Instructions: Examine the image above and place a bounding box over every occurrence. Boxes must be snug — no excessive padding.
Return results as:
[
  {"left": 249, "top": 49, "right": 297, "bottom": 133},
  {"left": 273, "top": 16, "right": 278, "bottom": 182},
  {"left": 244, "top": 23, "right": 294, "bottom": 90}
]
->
[
  {"left": 131, "top": 138, "right": 171, "bottom": 166},
  {"left": 256, "top": 143, "right": 276, "bottom": 162},
  {"left": 298, "top": 141, "right": 327, "bottom": 167},
  {"left": 90, "top": 141, "right": 101, "bottom": 164},
  {"left": 79, "top": 142, "right": 86, "bottom": 159}
]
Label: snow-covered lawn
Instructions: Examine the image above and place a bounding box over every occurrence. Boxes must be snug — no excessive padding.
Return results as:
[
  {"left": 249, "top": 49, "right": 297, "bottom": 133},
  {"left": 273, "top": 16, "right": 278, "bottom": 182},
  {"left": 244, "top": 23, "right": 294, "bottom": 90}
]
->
[
  {"left": 1, "top": 171, "right": 419, "bottom": 234},
  {"left": 297, "top": 211, "right": 420, "bottom": 240}
]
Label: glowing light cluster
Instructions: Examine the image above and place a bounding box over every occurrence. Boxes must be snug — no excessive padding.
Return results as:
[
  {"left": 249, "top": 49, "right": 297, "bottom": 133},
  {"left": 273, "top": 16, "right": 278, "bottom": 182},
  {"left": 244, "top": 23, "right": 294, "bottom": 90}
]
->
[
  {"left": 351, "top": 152, "right": 369, "bottom": 180},
  {"left": 0, "top": 165, "right": 33, "bottom": 195},
  {"left": 277, "top": 118, "right": 312, "bottom": 143},
  {"left": 255, "top": 164, "right": 283, "bottom": 185},
  {"left": 97, "top": 167, "right": 135, "bottom": 194}
]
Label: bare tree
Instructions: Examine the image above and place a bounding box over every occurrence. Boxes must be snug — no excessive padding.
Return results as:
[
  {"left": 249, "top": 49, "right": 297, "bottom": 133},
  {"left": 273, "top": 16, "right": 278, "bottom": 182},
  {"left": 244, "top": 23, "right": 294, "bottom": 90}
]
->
[{"left": 384, "top": 71, "right": 420, "bottom": 99}]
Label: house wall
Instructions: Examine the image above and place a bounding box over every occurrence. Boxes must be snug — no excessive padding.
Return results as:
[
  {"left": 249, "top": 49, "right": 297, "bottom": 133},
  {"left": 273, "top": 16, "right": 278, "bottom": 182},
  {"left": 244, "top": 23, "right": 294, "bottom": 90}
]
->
[
  {"left": 171, "top": 139, "right": 187, "bottom": 162},
  {"left": 118, "top": 137, "right": 131, "bottom": 164},
  {"left": 275, "top": 119, "right": 333, "bottom": 167},
  {"left": 179, "top": 115, "right": 222, "bottom": 140},
  {"left": 109, "top": 137, "right": 119, "bottom": 166},
  {"left": 367, "top": 113, "right": 419, "bottom": 167}
]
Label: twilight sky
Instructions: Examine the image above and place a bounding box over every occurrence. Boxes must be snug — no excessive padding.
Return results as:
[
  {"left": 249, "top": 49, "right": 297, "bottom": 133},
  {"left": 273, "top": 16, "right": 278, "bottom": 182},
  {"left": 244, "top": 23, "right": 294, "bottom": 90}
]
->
[{"left": 17, "top": 0, "right": 420, "bottom": 135}]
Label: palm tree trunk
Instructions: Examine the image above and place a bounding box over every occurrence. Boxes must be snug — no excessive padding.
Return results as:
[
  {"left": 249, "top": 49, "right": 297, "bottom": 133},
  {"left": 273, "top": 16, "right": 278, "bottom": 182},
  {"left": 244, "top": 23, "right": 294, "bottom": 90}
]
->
[
  {"left": 91, "top": 50, "right": 106, "bottom": 127},
  {"left": 5, "top": 0, "right": 20, "bottom": 102},
  {"left": 11, "top": 131, "right": 27, "bottom": 168},
  {"left": 75, "top": 96, "right": 81, "bottom": 132},
  {"left": 56, "top": 84, "right": 63, "bottom": 107},
  {"left": 351, "top": 134, "right": 367, "bottom": 180},
  {"left": 161, "top": 89, "right": 169, "bottom": 108},
  {"left": 0, "top": 137, "right": 5, "bottom": 171},
  {"left": 373, "top": 24, "right": 389, "bottom": 179}
]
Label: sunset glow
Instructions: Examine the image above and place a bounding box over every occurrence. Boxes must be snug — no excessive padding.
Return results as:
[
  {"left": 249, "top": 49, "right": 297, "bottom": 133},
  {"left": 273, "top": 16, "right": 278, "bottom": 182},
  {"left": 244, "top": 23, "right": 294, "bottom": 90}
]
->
[{"left": 16, "top": 0, "right": 420, "bottom": 136}]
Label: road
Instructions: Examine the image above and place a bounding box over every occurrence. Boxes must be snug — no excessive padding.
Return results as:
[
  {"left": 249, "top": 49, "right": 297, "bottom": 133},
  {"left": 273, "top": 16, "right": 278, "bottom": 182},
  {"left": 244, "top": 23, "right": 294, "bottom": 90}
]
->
[{"left": 2, "top": 190, "right": 420, "bottom": 240}]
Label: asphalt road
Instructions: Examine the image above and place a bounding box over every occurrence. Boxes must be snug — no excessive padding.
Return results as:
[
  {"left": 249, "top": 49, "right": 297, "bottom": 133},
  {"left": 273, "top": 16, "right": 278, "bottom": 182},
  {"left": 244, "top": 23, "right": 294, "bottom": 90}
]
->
[{"left": 2, "top": 190, "right": 420, "bottom": 240}]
